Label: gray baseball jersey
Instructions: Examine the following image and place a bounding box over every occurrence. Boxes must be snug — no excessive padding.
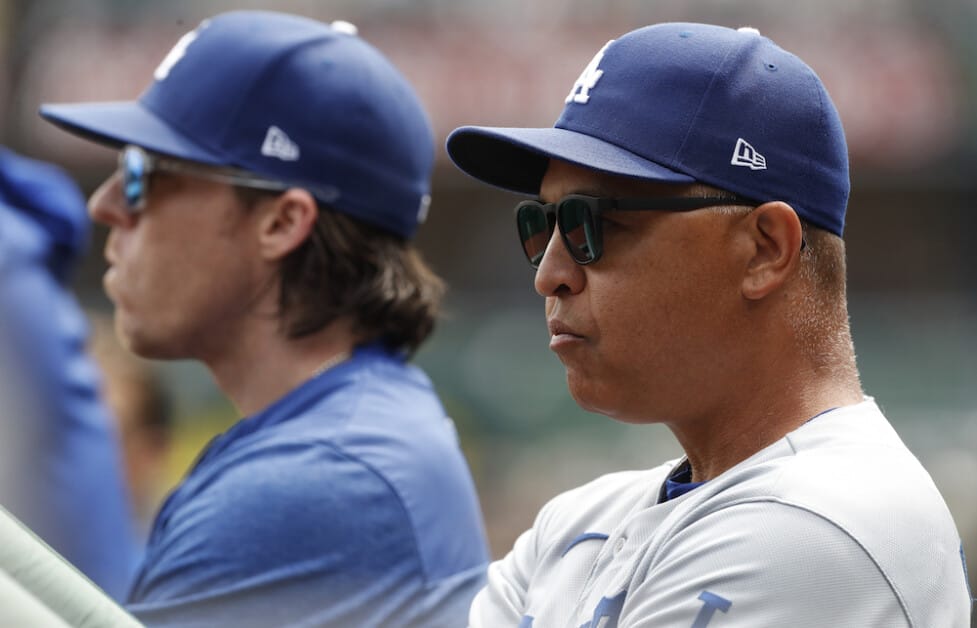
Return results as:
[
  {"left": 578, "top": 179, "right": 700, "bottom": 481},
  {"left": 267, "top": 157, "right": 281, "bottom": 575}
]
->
[{"left": 470, "top": 399, "right": 971, "bottom": 627}]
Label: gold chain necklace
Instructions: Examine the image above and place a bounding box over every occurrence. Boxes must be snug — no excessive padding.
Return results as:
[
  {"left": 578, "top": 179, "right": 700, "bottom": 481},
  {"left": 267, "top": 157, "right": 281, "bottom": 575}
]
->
[{"left": 311, "top": 351, "right": 351, "bottom": 378}]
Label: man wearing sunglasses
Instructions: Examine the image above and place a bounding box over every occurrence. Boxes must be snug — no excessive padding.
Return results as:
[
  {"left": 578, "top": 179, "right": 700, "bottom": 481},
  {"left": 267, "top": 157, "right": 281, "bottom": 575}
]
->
[
  {"left": 448, "top": 23, "right": 971, "bottom": 627},
  {"left": 40, "top": 11, "right": 488, "bottom": 627}
]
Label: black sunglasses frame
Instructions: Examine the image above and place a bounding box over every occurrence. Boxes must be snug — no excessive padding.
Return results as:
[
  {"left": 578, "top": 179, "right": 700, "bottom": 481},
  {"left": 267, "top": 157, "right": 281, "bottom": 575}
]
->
[{"left": 515, "top": 194, "right": 758, "bottom": 268}]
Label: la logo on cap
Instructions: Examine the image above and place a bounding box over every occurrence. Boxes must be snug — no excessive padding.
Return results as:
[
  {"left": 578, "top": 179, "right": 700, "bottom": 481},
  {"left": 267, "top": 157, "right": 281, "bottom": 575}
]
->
[
  {"left": 565, "top": 40, "right": 614, "bottom": 105},
  {"left": 416, "top": 194, "right": 431, "bottom": 223},
  {"left": 154, "top": 21, "right": 209, "bottom": 81}
]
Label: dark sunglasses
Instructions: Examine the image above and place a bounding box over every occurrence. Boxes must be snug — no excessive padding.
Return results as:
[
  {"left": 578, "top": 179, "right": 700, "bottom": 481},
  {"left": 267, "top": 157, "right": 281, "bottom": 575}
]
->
[
  {"left": 118, "top": 145, "right": 298, "bottom": 212},
  {"left": 515, "top": 194, "right": 757, "bottom": 268}
]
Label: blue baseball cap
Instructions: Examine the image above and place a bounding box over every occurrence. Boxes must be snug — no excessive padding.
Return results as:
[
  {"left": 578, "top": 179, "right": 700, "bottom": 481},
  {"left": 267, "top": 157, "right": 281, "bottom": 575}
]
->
[
  {"left": 40, "top": 11, "right": 434, "bottom": 239},
  {"left": 447, "top": 23, "right": 850, "bottom": 236}
]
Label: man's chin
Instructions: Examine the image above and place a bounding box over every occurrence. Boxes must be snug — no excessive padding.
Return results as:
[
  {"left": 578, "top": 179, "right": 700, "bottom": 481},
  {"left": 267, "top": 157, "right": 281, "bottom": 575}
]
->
[
  {"left": 113, "top": 318, "right": 182, "bottom": 361},
  {"left": 566, "top": 373, "right": 659, "bottom": 424},
  {"left": 565, "top": 370, "right": 606, "bottom": 415}
]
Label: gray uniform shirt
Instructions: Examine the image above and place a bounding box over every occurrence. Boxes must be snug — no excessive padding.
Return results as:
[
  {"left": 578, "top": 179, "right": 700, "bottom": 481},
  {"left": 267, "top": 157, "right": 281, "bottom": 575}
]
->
[{"left": 470, "top": 399, "right": 971, "bottom": 627}]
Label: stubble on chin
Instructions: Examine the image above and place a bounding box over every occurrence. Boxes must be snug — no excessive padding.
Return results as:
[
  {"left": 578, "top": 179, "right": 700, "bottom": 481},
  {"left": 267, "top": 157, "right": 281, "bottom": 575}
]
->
[{"left": 112, "top": 312, "right": 175, "bottom": 361}]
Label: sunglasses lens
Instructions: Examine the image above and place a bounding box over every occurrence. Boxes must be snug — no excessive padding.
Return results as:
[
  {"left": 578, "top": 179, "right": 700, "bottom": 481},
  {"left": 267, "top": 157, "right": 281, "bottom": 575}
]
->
[
  {"left": 516, "top": 203, "right": 553, "bottom": 268},
  {"left": 558, "top": 198, "right": 598, "bottom": 263},
  {"left": 121, "top": 147, "right": 147, "bottom": 210}
]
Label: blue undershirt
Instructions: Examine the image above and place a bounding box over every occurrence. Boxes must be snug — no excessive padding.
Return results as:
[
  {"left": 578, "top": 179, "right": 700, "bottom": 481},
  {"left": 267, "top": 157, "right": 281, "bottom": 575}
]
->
[{"left": 663, "top": 461, "right": 705, "bottom": 501}]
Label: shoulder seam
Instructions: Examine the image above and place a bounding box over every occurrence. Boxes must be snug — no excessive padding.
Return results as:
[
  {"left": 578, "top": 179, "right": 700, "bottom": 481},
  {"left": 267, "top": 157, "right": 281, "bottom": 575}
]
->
[{"left": 719, "top": 496, "right": 915, "bottom": 625}]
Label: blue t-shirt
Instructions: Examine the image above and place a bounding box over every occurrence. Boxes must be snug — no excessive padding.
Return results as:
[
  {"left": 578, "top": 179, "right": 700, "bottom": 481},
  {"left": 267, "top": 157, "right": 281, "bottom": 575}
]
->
[{"left": 126, "top": 344, "right": 489, "bottom": 626}]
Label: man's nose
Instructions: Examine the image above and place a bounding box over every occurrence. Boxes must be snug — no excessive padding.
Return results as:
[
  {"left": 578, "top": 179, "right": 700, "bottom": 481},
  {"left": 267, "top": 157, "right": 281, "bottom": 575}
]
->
[
  {"left": 534, "top": 229, "right": 585, "bottom": 298},
  {"left": 88, "top": 172, "right": 136, "bottom": 228}
]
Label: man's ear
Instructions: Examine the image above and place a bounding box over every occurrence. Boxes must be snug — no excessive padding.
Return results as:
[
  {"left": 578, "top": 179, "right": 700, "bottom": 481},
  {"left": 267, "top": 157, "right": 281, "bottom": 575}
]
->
[
  {"left": 255, "top": 188, "right": 318, "bottom": 261},
  {"left": 741, "top": 201, "right": 805, "bottom": 300}
]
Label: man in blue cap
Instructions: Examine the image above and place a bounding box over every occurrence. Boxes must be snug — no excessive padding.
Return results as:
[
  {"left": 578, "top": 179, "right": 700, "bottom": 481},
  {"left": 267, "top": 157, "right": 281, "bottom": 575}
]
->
[
  {"left": 448, "top": 23, "right": 972, "bottom": 626},
  {"left": 41, "top": 11, "right": 488, "bottom": 626}
]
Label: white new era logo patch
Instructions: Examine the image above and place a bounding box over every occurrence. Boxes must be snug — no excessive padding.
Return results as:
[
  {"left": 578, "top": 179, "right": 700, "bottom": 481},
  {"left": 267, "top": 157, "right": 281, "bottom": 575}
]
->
[
  {"left": 730, "top": 138, "right": 766, "bottom": 170},
  {"left": 261, "top": 126, "right": 300, "bottom": 161}
]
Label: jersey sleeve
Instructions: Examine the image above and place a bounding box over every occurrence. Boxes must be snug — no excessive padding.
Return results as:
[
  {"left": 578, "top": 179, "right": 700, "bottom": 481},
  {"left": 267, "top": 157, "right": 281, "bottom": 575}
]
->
[
  {"left": 621, "top": 501, "right": 914, "bottom": 628},
  {"left": 469, "top": 526, "right": 538, "bottom": 626},
  {"left": 469, "top": 478, "right": 609, "bottom": 627},
  {"left": 127, "top": 440, "right": 438, "bottom": 627}
]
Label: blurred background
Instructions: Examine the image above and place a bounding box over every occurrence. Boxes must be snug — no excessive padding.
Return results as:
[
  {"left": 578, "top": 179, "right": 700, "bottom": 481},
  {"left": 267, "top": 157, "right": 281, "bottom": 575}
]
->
[{"left": 2, "top": 0, "right": 976, "bottom": 606}]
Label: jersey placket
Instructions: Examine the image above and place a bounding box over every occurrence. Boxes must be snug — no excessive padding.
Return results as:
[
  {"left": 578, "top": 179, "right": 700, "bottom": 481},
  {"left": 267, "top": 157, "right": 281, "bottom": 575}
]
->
[{"left": 571, "top": 481, "right": 679, "bottom": 624}]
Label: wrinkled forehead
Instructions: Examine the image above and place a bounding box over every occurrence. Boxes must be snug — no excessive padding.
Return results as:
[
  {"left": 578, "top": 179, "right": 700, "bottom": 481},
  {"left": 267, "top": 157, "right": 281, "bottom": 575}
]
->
[{"left": 538, "top": 158, "right": 729, "bottom": 202}]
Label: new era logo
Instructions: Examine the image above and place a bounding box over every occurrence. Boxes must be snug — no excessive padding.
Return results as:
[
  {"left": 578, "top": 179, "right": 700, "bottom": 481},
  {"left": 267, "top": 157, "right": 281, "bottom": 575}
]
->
[
  {"left": 730, "top": 138, "right": 766, "bottom": 170},
  {"left": 261, "top": 126, "right": 300, "bottom": 161}
]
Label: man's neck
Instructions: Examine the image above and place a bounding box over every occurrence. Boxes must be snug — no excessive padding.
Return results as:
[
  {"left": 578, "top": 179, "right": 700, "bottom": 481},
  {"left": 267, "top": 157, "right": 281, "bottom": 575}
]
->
[
  {"left": 203, "top": 317, "right": 359, "bottom": 417},
  {"left": 668, "top": 369, "right": 864, "bottom": 483}
]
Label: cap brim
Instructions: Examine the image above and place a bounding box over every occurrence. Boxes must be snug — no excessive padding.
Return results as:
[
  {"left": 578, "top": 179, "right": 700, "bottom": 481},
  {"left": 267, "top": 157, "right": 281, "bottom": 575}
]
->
[
  {"left": 39, "top": 101, "right": 224, "bottom": 164},
  {"left": 446, "top": 125, "right": 695, "bottom": 195}
]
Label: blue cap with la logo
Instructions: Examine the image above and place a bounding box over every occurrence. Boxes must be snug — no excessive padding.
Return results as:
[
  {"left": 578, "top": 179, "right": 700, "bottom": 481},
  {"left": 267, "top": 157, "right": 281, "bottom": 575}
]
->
[
  {"left": 447, "top": 23, "right": 849, "bottom": 236},
  {"left": 40, "top": 11, "right": 434, "bottom": 238}
]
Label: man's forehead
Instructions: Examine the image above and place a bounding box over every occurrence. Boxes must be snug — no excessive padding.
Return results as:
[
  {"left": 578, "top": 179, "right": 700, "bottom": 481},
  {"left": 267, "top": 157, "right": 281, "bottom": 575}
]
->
[{"left": 539, "top": 158, "right": 709, "bottom": 201}]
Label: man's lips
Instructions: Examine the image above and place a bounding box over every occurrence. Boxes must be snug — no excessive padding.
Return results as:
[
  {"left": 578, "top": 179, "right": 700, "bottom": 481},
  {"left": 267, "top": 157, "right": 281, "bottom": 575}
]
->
[
  {"left": 102, "top": 266, "right": 119, "bottom": 302},
  {"left": 547, "top": 319, "right": 585, "bottom": 349},
  {"left": 102, "top": 245, "right": 122, "bottom": 302},
  {"left": 548, "top": 319, "right": 578, "bottom": 337},
  {"left": 104, "top": 245, "right": 119, "bottom": 267}
]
